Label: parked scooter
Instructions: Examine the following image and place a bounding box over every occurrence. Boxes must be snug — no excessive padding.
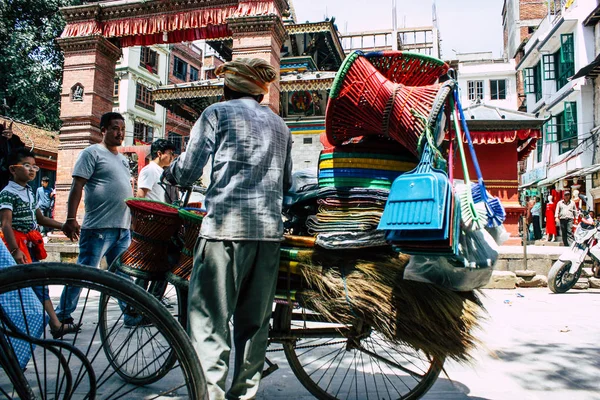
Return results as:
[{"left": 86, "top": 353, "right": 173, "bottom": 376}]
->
[{"left": 548, "top": 197, "right": 600, "bottom": 293}]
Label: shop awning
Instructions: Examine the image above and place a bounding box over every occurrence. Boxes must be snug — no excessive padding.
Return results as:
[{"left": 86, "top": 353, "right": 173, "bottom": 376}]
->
[
  {"left": 571, "top": 53, "right": 600, "bottom": 80},
  {"left": 564, "top": 164, "right": 600, "bottom": 179}
]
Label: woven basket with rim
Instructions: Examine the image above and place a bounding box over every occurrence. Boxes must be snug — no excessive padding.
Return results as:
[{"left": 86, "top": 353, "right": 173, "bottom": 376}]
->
[
  {"left": 118, "top": 198, "right": 181, "bottom": 280},
  {"left": 167, "top": 207, "right": 205, "bottom": 287}
]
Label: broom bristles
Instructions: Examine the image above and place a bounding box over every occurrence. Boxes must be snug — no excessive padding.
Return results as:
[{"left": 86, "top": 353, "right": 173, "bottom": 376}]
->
[{"left": 291, "top": 249, "right": 486, "bottom": 363}]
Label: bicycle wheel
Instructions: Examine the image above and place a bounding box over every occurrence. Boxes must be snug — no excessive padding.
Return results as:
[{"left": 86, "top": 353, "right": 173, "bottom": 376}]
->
[
  {"left": 275, "top": 303, "right": 444, "bottom": 400},
  {"left": 100, "top": 261, "right": 182, "bottom": 384},
  {"left": 0, "top": 262, "right": 206, "bottom": 400}
]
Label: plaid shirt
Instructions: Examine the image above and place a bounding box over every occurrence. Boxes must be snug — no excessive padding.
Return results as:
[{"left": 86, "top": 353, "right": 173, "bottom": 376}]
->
[{"left": 169, "top": 98, "right": 293, "bottom": 241}]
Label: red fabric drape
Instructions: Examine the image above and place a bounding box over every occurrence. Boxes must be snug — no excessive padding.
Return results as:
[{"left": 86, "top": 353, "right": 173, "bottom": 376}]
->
[
  {"left": 467, "top": 129, "right": 541, "bottom": 144},
  {"left": 61, "top": 1, "right": 277, "bottom": 46},
  {"left": 517, "top": 138, "right": 538, "bottom": 161}
]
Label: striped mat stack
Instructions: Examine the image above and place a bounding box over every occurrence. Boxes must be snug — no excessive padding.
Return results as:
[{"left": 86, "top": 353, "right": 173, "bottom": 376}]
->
[{"left": 310, "top": 137, "right": 418, "bottom": 249}]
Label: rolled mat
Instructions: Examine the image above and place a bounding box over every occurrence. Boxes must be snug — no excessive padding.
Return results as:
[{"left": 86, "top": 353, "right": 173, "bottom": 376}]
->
[
  {"left": 280, "top": 247, "right": 315, "bottom": 262},
  {"left": 282, "top": 235, "right": 316, "bottom": 248}
]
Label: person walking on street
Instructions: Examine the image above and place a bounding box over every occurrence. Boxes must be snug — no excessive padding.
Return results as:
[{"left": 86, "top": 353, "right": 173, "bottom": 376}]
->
[
  {"left": 531, "top": 196, "right": 542, "bottom": 241},
  {"left": 555, "top": 191, "right": 577, "bottom": 246},
  {"left": 56, "top": 112, "right": 136, "bottom": 326},
  {"left": 36, "top": 176, "right": 54, "bottom": 234},
  {"left": 136, "top": 139, "right": 176, "bottom": 202},
  {"left": 164, "top": 58, "right": 293, "bottom": 400}
]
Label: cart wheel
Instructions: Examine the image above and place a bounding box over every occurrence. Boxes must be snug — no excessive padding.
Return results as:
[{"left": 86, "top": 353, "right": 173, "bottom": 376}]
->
[
  {"left": 99, "top": 261, "right": 181, "bottom": 384},
  {"left": 275, "top": 303, "right": 444, "bottom": 400},
  {"left": 0, "top": 263, "right": 206, "bottom": 399}
]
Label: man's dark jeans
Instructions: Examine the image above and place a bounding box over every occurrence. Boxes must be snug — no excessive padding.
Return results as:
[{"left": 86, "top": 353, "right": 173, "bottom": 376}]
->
[{"left": 559, "top": 218, "right": 574, "bottom": 247}]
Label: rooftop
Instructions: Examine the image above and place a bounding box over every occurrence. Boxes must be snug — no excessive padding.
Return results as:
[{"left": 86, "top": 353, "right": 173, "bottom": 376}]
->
[{"left": 0, "top": 116, "right": 58, "bottom": 155}]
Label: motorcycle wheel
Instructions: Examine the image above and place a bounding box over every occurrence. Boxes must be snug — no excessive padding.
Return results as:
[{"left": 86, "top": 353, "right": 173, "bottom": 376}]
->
[{"left": 548, "top": 260, "right": 581, "bottom": 293}]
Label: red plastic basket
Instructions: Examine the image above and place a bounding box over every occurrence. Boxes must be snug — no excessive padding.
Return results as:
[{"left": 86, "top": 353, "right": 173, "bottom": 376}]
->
[
  {"left": 365, "top": 51, "right": 449, "bottom": 86},
  {"left": 326, "top": 52, "right": 449, "bottom": 153}
]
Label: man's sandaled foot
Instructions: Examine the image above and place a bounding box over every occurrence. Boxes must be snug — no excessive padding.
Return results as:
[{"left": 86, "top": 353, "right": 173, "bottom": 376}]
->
[{"left": 50, "top": 323, "right": 82, "bottom": 339}]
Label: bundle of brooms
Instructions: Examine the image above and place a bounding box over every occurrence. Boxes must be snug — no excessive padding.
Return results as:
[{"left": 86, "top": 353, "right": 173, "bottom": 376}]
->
[{"left": 279, "top": 246, "right": 485, "bottom": 362}]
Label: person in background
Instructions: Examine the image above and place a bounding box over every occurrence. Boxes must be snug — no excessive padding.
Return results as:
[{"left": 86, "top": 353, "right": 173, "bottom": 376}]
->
[
  {"left": 555, "top": 191, "right": 577, "bottom": 246},
  {"left": 0, "top": 120, "right": 26, "bottom": 190},
  {"left": 57, "top": 112, "right": 137, "bottom": 326},
  {"left": 545, "top": 194, "right": 557, "bottom": 242},
  {"left": 0, "top": 148, "right": 79, "bottom": 338},
  {"left": 164, "top": 58, "right": 293, "bottom": 400},
  {"left": 531, "top": 196, "right": 542, "bottom": 241},
  {"left": 36, "top": 176, "right": 54, "bottom": 234},
  {"left": 136, "top": 139, "right": 176, "bottom": 202}
]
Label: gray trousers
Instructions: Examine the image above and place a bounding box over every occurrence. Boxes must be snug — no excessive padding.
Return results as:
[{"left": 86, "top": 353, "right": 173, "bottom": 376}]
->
[{"left": 188, "top": 238, "right": 280, "bottom": 400}]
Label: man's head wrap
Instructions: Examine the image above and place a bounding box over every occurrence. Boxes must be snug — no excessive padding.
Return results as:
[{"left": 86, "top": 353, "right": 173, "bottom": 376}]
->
[{"left": 215, "top": 58, "right": 277, "bottom": 96}]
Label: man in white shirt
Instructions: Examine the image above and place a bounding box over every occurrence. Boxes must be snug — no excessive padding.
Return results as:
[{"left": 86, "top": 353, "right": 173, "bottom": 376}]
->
[{"left": 137, "top": 139, "right": 176, "bottom": 202}]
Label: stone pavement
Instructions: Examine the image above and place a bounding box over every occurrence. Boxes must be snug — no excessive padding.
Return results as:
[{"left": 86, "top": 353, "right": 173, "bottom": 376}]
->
[{"left": 256, "top": 288, "right": 600, "bottom": 400}]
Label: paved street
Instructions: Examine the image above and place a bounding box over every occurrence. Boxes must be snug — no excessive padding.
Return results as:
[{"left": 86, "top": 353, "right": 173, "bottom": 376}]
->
[
  {"left": 5, "top": 285, "right": 600, "bottom": 399},
  {"left": 256, "top": 288, "right": 600, "bottom": 400}
]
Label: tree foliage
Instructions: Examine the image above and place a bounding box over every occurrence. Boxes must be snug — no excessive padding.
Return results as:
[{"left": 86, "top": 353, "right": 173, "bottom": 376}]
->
[{"left": 0, "top": 0, "right": 83, "bottom": 131}]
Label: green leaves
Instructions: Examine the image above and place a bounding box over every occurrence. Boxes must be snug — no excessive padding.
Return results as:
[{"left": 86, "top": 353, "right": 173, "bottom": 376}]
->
[{"left": 0, "top": 0, "right": 83, "bottom": 131}]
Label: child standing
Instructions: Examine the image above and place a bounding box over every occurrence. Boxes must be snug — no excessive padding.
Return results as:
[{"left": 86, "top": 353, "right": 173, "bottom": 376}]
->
[{"left": 0, "top": 148, "right": 80, "bottom": 339}]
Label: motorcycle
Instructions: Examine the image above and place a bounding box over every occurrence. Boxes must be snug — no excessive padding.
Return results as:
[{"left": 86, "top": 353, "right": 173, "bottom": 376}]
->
[{"left": 548, "top": 208, "right": 600, "bottom": 293}]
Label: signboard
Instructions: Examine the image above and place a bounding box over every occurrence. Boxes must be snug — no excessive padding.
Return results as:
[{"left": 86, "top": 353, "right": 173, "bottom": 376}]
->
[{"left": 522, "top": 166, "right": 547, "bottom": 186}]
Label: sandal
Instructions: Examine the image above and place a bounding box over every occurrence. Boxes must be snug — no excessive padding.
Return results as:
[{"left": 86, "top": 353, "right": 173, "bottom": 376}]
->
[{"left": 50, "top": 322, "right": 82, "bottom": 339}]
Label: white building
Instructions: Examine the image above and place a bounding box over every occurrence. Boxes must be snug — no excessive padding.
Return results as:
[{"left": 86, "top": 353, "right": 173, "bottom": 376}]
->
[
  {"left": 517, "top": 0, "right": 597, "bottom": 200},
  {"left": 455, "top": 52, "right": 518, "bottom": 110},
  {"left": 113, "top": 45, "right": 169, "bottom": 146}
]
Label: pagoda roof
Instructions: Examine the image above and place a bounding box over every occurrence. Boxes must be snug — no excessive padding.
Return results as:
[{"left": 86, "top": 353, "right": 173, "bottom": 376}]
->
[
  {"left": 461, "top": 103, "right": 546, "bottom": 131},
  {"left": 152, "top": 71, "right": 336, "bottom": 121}
]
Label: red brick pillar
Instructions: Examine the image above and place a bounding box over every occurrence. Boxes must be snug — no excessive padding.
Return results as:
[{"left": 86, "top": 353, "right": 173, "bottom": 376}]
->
[
  {"left": 55, "top": 35, "right": 121, "bottom": 222},
  {"left": 227, "top": 14, "right": 287, "bottom": 114}
]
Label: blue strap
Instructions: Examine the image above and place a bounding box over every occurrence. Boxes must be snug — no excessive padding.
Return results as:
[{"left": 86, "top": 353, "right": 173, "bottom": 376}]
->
[{"left": 453, "top": 88, "right": 488, "bottom": 201}]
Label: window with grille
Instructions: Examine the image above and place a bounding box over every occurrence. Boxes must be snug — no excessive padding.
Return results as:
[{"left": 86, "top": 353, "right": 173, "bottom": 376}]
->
[
  {"left": 467, "top": 80, "right": 483, "bottom": 101},
  {"left": 134, "top": 122, "right": 154, "bottom": 144},
  {"left": 140, "top": 47, "right": 158, "bottom": 74},
  {"left": 174, "top": 56, "right": 188, "bottom": 81},
  {"left": 189, "top": 66, "right": 199, "bottom": 82},
  {"left": 303, "top": 137, "right": 313, "bottom": 144},
  {"left": 135, "top": 83, "right": 154, "bottom": 111},
  {"left": 537, "top": 135, "right": 543, "bottom": 162},
  {"left": 523, "top": 68, "right": 535, "bottom": 94},
  {"left": 490, "top": 80, "right": 506, "bottom": 100},
  {"left": 543, "top": 54, "right": 556, "bottom": 80},
  {"left": 113, "top": 78, "right": 119, "bottom": 97},
  {"left": 557, "top": 33, "right": 574, "bottom": 89},
  {"left": 558, "top": 102, "right": 577, "bottom": 154},
  {"left": 544, "top": 116, "right": 558, "bottom": 142}
]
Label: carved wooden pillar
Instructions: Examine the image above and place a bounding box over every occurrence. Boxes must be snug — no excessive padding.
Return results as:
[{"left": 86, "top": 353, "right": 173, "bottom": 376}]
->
[
  {"left": 227, "top": 14, "right": 287, "bottom": 114},
  {"left": 55, "top": 35, "right": 121, "bottom": 222}
]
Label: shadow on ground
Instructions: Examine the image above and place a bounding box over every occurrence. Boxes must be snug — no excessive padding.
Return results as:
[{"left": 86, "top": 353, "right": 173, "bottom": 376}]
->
[{"left": 495, "top": 342, "right": 600, "bottom": 392}]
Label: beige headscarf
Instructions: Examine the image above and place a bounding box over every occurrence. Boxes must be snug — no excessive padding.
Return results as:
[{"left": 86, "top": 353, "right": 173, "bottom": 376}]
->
[{"left": 215, "top": 58, "right": 277, "bottom": 96}]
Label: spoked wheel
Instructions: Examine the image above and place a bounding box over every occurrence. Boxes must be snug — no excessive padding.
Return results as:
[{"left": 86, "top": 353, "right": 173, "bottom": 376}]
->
[
  {"left": 275, "top": 303, "right": 444, "bottom": 400},
  {"left": 99, "top": 262, "right": 182, "bottom": 385},
  {"left": 548, "top": 260, "right": 581, "bottom": 293},
  {"left": 0, "top": 263, "right": 206, "bottom": 399}
]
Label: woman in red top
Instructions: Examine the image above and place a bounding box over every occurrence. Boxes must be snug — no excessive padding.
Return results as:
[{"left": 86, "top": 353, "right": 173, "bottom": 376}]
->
[{"left": 545, "top": 194, "right": 557, "bottom": 241}]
